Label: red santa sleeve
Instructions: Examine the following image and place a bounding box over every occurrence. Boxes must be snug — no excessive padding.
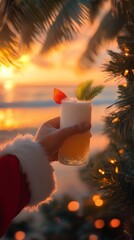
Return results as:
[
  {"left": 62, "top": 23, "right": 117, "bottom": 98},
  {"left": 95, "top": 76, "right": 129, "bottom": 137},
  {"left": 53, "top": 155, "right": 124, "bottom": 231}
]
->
[
  {"left": 0, "top": 134, "right": 56, "bottom": 237},
  {"left": 0, "top": 154, "right": 30, "bottom": 237}
]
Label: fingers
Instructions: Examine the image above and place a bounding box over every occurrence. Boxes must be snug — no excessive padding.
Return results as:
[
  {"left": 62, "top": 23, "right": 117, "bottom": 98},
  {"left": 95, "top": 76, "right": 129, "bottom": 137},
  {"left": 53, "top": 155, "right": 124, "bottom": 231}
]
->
[
  {"left": 44, "top": 116, "right": 60, "bottom": 128},
  {"left": 42, "top": 122, "right": 91, "bottom": 155},
  {"left": 59, "top": 122, "right": 91, "bottom": 141}
]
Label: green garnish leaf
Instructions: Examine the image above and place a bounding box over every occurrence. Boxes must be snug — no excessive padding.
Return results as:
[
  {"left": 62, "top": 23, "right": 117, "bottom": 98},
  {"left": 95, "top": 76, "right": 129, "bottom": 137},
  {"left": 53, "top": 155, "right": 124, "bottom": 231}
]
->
[{"left": 75, "top": 80, "right": 104, "bottom": 100}]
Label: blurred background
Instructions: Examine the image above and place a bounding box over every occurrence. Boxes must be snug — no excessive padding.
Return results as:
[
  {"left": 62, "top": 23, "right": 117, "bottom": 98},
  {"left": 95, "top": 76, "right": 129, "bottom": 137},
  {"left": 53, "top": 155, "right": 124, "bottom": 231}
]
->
[
  {"left": 0, "top": 0, "right": 131, "bottom": 239},
  {"left": 0, "top": 39, "right": 122, "bottom": 240}
]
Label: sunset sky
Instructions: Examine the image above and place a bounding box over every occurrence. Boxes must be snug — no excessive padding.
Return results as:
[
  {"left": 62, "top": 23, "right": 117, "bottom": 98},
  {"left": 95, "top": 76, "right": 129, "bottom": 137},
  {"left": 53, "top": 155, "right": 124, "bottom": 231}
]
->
[
  {"left": 0, "top": 2, "right": 118, "bottom": 88},
  {"left": 0, "top": 37, "right": 117, "bottom": 88}
]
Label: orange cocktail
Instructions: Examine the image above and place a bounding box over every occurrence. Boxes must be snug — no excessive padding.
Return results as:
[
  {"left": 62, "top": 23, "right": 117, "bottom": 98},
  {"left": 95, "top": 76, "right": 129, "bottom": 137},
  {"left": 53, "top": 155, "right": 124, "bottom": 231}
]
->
[{"left": 58, "top": 98, "right": 91, "bottom": 166}]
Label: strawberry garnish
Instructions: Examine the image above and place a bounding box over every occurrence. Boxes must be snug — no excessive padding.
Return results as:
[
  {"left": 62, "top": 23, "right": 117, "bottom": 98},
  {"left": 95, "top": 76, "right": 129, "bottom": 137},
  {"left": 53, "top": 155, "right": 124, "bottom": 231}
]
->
[{"left": 53, "top": 88, "right": 67, "bottom": 104}]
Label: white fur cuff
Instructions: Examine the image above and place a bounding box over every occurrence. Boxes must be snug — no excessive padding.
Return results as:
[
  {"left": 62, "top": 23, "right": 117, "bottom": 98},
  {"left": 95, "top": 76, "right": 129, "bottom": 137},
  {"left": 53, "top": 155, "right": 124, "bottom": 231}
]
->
[{"left": 0, "top": 134, "right": 56, "bottom": 209}]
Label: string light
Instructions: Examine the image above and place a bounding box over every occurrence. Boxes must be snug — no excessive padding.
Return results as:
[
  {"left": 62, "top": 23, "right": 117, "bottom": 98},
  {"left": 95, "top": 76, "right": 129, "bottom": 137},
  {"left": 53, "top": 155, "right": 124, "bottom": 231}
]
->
[
  {"left": 122, "top": 83, "right": 127, "bottom": 87},
  {"left": 112, "top": 117, "right": 119, "bottom": 123},
  {"left": 125, "top": 52, "right": 128, "bottom": 56},
  {"left": 109, "top": 219, "right": 121, "bottom": 228},
  {"left": 98, "top": 169, "right": 105, "bottom": 175},
  {"left": 119, "top": 148, "right": 124, "bottom": 155},
  {"left": 94, "top": 199, "right": 104, "bottom": 207},
  {"left": 109, "top": 159, "right": 117, "bottom": 164},
  {"left": 124, "top": 69, "right": 129, "bottom": 76},
  {"left": 14, "top": 231, "right": 26, "bottom": 240},
  {"left": 92, "top": 195, "right": 100, "bottom": 202},
  {"left": 94, "top": 219, "right": 105, "bottom": 229},
  {"left": 115, "top": 166, "right": 119, "bottom": 173},
  {"left": 88, "top": 234, "right": 98, "bottom": 240},
  {"left": 124, "top": 47, "right": 129, "bottom": 52},
  {"left": 67, "top": 201, "right": 80, "bottom": 212}
]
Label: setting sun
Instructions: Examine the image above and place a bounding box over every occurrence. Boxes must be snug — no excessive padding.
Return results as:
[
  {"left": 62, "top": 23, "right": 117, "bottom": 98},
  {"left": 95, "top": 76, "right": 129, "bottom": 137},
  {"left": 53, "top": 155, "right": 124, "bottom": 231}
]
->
[
  {"left": 0, "top": 66, "right": 14, "bottom": 78},
  {"left": 3, "top": 80, "right": 14, "bottom": 90}
]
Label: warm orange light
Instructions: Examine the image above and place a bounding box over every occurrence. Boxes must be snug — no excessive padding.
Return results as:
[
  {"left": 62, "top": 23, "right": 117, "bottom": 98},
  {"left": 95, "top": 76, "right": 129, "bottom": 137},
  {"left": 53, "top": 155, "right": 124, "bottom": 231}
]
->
[
  {"left": 115, "top": 166, "right": 119, "bottom": 173},
  {"left": 125, "top": 52, "right": 128, "bottom": 56},
  {"left": 94, "top": 219, "right": 105, "bottom": 229},
  {"left": 109, "top": 159, "right": 117, "bottom": 164},
  {"left": 92, "top": 195, "right": 100, "bottom": 202},
  {"left": 19, "top": 54, "right": 30, "bottom": 63},
  {"left": 110, "top": 219, "right": 121, "bottom": 228},
  {"left": 4, "top": 80, "right": 14, "bottom": 90},
  {"left": 67, "top": 201, "right": 80, "bottom": 212},
  {"left": 0, "top": 109, "right": 18, "bottom": 130},
  {"left": 0, "top": 66, "right": 14, "bottom": 78},
  {"left": 119, "top": 148, "right": 124, "bottom": 155},
  {"left": 14, "top": 231, "right": 26, "bottom": 240},
  {"left": 112, "top": 117, "right": 119, "bottom": 123},
  {"left": 95, "top": 199, "right": 104, "bottom": 207},
  {"left": 88, "top": 234, "right": 98, "bottom": 240},
  {"left": 122, "top": 83, "right": 127, "bottom": 87},
  {"left": 124, "top": 69, "right": 129, "bottom": 76},
  {"left": 98, "top": 169, "right": 105, "bottom": 175}
]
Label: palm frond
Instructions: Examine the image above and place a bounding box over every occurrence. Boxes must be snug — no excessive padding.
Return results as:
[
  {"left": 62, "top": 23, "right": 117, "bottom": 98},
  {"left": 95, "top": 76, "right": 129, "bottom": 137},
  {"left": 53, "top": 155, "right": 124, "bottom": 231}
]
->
[
  {"left": 41, "top": 0, "right": 91, "bottom": 53},
  {"left": 0, "top": 0, "right": 126, "bottom": 65},
  {"left": 0, "top": 24, "right": 19, "bottom": 65},
  {"left": 0, "top": 0, "right": 65, "bottom": 63},
  {"left": 0, "top": 0, "right": 14, "bottom": 30},
  {"left": 8, "top": 0, "right": 64, "bottom": 47},
  {"left": 89, "top": 0, "right": 107, "bottom": 22},
  {"left": 79, "top": 9, "right": 125, "bottom": 66}
]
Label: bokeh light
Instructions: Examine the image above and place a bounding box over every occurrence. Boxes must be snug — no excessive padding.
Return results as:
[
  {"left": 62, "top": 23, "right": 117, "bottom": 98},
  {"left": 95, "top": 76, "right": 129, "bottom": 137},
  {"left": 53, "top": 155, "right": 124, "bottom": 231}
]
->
[
  {"left": 98, "top": 169, "right": 105, "bottom": 175},
  {"left": 94, "top": 219, "right": 105, "bottom": 229},
  {"left": 109, "top": 218, "right": 121, "bottom": 228},
  {"left": 92, "top": 195, "right": 100, "bottom": 202},
  {"left": 119, "top": 148, "right": 124, "bottom": 155},
  {"left": 67, "top": 200, "right": 80, "bottom": 212},
  {"left": 3, "top": 80, "right": 14, "bottom": 90},
  {"left": 88, "top": 234, "right": 98, "bottom": 240},
  {"left": 14, "top": 231, "right": 26, "bottom": 240},
  {"left": 0, "top": 66, "right": 14, "bottom": 78},
  {"left": 94, "top": 199, "right": 104, "bottom": 207}
]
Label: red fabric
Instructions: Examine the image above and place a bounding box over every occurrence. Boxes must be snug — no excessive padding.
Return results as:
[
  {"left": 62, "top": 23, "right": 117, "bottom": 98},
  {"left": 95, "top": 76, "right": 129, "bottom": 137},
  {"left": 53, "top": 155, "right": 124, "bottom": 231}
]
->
[{"left": 0, "top": 154, "right": 31, "bottom": 237}]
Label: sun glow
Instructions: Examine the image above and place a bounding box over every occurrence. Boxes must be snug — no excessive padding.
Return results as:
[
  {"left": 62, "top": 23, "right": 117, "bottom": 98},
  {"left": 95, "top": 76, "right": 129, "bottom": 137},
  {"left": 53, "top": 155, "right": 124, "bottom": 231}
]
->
[
  {"left": 0, "top": 109, "right": 18, "bottom": 129},
  {"left": 19, "top": 54, "right": 30, "bottom": 63},
  {"left": 0, "top": 66, "right": 14, "bottom": 78},
  {"left": 3, "top": 80, "right": 14, "bottom": 90}
]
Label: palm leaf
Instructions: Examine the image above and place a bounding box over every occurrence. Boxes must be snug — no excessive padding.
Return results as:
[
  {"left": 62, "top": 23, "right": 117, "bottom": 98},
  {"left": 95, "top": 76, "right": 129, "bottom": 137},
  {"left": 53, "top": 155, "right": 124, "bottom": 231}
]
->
[
  {"left": 89, "top": 0, "right": 107, "bottom": 22},
  {"left": 79, "top": 9, "right": 125, "bottom": 65},
  {"left": 0, "top": 0, "right": 65, "bottom": 63},
  {"left": 41, "top": 0, "right": 109, "bottom": 53},
  {"left": 0, "top": 24, "right": 19, "bottom": 65},
  {"left": 41, "top": 0, "right": 92, "bottom": 53},
  {"left": 0, "top": 0, "right": 126, "bottom": 65},
  {"left": 0, "top": 0, "right": 14, "bottom": 30},
  {"left": 75, "top": 80, "right": 104, "bottom": 100},
  {"left": 8, "top": 0, "right": 64, "bottom": 47}
]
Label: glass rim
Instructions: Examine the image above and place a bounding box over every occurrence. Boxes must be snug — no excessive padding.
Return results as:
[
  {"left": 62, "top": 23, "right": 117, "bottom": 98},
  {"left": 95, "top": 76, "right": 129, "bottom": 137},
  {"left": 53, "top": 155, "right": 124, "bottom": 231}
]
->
[{"left": 61, "top": 97, "right": 92, "bottom": 103}]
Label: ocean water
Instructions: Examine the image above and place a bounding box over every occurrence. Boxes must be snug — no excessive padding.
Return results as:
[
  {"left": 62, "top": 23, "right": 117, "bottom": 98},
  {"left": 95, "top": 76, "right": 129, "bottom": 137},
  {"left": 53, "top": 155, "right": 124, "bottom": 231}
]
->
[
  {"left": 0, "top": 84, "right": 117, "bottom": 199},
  {"left": 0, "top": 84, "right": 117, "bottom": 109}
]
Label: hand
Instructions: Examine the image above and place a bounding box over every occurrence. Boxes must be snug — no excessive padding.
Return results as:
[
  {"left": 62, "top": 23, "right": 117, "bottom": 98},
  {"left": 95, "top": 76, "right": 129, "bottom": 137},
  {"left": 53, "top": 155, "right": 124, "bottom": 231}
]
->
[{"left": 35, "top": 117, "right": 91, "bottom": 162}]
